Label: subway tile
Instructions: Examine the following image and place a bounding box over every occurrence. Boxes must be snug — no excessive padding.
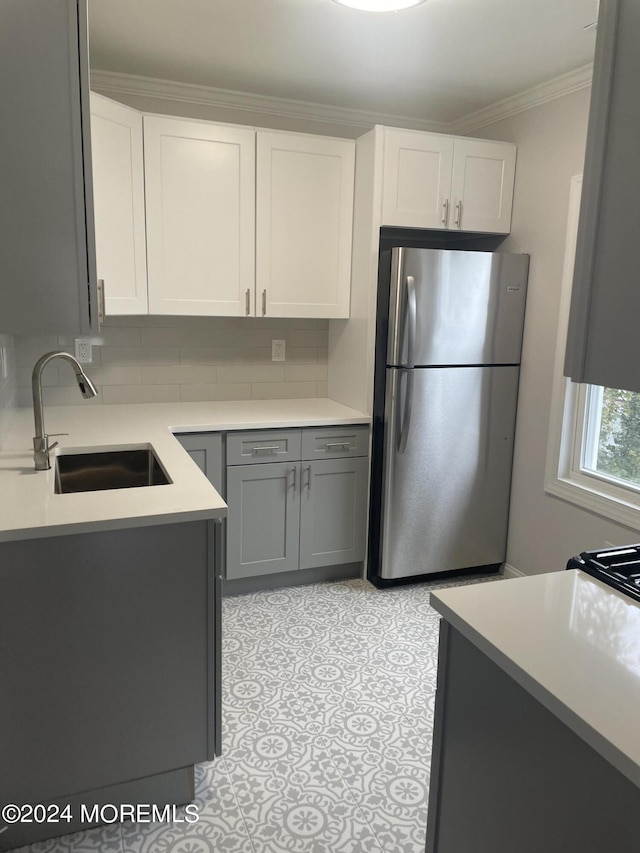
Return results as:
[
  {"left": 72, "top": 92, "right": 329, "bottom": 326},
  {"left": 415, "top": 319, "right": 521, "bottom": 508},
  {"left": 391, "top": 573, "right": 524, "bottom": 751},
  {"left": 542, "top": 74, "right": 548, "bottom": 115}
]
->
[
  {"left": 180, "top": 347, "right": 253, "bottom": 365},
  {"left": 250, "top": 347, "right": 319, "bottom": 365},
  {"left": 14, "top": 336, "right": 60, "bottom": 367},
  {"left": 250, "top": 381, "right": 318, "bottom": 400},
  {"left": 217, "top": 364, "right": 285, "bottom": 384},
  {"left": 317, "top": 348, "right": 328, "bottom": 363},
  {"left": 94, "top": 326, "right": 142, "bottom": 347},
  {"left": 284, "top": 330, "right": 329, "bottom": 348},
  {"left": 102, "top": 315, "right": 147, "bottom": 328},
  {"left": 16, "top": 365, "right": 58, "bottom": 388},
  {"left": 100, "top": 347, "right": 180, "bottom": 366},
  {"left": 284, "top": 363, "right": 328, "bottom": 382},
  {"left": 100, "top": 385, "right": 180, "bottom": 405},
  {"left": 180, "top": 383, "right": 252, "bottom": 402},
  {"left": 81, "top": 365, "right": 142, "bottom": 387},
  {"left": 16, "top": 387, "right": 34, "bottom": 408},
  {"left": 316, "top": 381, "right": 328, "bottom": 397},
  {"left": 140, "top": 326, "right": 227, "bottom": 348},
  {"left": 141, "top": 365, "right": 218, "bottom": 385},
  {"left": 42, "top": 386, "right": 103, "bottom": 407}
]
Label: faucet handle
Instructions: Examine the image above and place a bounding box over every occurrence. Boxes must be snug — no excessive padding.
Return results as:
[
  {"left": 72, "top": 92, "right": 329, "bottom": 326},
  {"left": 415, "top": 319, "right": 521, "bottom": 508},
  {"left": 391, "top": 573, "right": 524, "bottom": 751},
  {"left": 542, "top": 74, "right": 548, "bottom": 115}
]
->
[
  {"left": 47, "top": 433, "right": 68, "bottom": 438},
  {"left": 33, "top": 435, "right": 59, "bottom": 470}
]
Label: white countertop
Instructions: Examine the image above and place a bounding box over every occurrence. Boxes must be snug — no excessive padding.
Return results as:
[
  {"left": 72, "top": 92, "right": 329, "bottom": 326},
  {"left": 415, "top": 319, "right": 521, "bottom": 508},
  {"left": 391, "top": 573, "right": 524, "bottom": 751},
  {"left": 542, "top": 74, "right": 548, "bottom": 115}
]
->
[
  {"left": 0, "top": 398, "right": 369, "bottom": 542},
  {"left": 431, "top": 571, "right": 640, "bottom": 788}
]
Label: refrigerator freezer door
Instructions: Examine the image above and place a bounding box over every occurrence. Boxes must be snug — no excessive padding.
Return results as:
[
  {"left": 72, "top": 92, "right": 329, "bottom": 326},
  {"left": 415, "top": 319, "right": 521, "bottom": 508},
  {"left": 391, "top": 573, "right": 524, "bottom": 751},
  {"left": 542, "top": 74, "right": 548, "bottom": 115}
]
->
[
  {"left": 387, "top": 248, "right": 528, "bottom": 367},
  {"left": 379, "top": 365, "right": 519, "bottom": 580}
]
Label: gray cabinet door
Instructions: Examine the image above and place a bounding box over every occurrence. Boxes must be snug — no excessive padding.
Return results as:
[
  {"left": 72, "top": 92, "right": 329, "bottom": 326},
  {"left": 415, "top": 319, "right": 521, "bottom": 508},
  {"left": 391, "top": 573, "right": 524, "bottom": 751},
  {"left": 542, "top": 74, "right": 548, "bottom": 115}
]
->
[
  {"left": 0, "top": 0, "right": 97, "bottom": 335},
  {"left": 226, "top": 462, "right": 300, "bottom": 579},
  {"left": 176, "top": 432, "right": 224, "bottom": 495},
  {"left": 299, "top": 456, "right": 368, "bottom": 570}
]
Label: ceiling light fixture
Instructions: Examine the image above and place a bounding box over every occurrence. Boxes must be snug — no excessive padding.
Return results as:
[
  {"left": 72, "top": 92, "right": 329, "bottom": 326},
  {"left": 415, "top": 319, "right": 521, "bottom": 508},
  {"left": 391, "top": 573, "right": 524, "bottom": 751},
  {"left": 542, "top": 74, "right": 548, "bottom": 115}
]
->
[{"left": 333, "top": 0, "right": 427, "bottom": 12}]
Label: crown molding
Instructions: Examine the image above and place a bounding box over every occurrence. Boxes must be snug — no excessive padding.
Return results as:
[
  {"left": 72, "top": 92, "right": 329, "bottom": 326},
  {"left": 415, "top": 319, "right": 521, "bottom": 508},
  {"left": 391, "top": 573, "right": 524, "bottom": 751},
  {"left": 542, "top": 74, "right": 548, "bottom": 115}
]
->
[
  {"left": 91, "top": 63, "right": 593, "bottom": 137},
  {"left": 449, "top": 64, "right": 593, "bottom": 135},
  {"left": 89, "top": 69, "right": 448, "bottom": 134}
]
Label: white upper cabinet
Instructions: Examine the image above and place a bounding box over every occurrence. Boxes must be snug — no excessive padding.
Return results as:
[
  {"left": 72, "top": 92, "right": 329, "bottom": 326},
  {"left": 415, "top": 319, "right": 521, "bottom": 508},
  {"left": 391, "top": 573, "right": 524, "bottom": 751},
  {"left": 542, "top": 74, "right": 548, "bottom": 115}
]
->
[
  {"left": 90, "top": 93, "right": 148, "bottom": 315},
  {"left": 381, "top": 127, "right": 516, "bottom": 234},
  {"left": 256, "top": 131, "right": 355, "bottom": 319},
  {"left": 450, "top": 139, "right": 516, "bottom": 234},
  {"left": 381, "top": 129, "right": 454, "bottom": 229},
  {"left": 144, "top": 115, "right": 256, "bottom": 316}
]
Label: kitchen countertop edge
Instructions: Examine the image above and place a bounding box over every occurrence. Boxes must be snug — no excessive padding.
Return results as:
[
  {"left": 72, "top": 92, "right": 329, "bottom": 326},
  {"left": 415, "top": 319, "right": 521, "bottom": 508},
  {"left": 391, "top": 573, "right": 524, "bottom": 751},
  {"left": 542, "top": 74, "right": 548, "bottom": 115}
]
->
[
  {"left": 431, "top": 571, "right": 640, "bottom": 789},
  {"left": 0, "top": 398, "right": 370, "bottom": 542}
]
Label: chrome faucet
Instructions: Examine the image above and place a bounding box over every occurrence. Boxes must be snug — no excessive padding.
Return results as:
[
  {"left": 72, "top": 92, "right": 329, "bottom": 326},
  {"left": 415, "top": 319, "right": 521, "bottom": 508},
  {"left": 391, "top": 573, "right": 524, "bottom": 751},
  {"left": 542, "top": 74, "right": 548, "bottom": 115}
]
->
[{"left": 32, "top": 352, "right": 98, "bottom": 470}]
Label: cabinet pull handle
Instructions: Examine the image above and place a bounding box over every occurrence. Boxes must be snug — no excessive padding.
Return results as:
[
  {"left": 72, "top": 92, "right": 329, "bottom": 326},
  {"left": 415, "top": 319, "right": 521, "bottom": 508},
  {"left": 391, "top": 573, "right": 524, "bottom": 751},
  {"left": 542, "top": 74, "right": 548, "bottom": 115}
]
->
[
  {"left": 442, "top": 199, "right": 449, "bottom": 227},
  {"left": 97, "top": 278, "right": 105, "bottom": 327},
  {"left": 262, "top": 289, "right": 267, "bottom": 316},
  {"left": 324, "top": 441, "right": 352, "bottom": 450},
  {"left": 305, "top": 465, "right": 312, "bottom": 490},
  {"left": 454, "top": 200, "right": 462, "bottom": 229},
  {"left": 245, "top": 288, "right": 251, "bottom": 315},
  {"left": 251, "top": 445, "right": 282, "bottom": 454},
  {"left": 290, "top": 466, "right": 297, "bottom": 491}
]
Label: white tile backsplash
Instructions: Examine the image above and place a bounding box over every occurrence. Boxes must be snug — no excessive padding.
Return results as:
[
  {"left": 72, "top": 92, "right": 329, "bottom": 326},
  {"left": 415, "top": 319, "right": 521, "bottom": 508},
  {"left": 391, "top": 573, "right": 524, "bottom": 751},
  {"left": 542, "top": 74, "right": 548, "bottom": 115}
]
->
[{"left": 15, "top": 317, "right": 329, "bottom": 406}]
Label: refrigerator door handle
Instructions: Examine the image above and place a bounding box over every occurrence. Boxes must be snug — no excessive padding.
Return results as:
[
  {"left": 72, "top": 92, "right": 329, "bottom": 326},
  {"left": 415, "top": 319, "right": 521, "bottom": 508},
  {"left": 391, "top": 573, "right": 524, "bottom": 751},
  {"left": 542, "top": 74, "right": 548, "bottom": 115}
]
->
[
  {"left": 397, "top": 368, "right": 414, "bottom": 455},
  {"left": 402, "top": 275, "right": 417, "bottom": 368}
]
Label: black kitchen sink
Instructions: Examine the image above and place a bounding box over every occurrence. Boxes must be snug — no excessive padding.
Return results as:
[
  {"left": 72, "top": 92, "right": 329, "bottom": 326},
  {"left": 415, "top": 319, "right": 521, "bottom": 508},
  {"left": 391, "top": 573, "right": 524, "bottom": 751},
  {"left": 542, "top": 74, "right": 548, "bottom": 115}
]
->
[{"left": 54, "top": 448, "right": 170, "bottom": 494}]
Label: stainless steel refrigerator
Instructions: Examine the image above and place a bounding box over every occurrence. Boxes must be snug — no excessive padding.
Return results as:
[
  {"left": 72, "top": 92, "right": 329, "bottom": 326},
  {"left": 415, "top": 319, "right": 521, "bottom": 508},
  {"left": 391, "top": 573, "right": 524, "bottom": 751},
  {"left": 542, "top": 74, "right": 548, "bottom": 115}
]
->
[{"left": 369, "top": 247, "right": 529, "bottom": 585}]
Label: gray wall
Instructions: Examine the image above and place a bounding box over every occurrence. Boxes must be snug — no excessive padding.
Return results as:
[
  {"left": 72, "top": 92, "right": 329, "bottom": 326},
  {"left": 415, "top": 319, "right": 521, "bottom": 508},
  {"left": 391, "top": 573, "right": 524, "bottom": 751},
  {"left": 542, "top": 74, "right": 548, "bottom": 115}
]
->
[{"left": 476, "top": 88, "right": 640, "bottom": 575}]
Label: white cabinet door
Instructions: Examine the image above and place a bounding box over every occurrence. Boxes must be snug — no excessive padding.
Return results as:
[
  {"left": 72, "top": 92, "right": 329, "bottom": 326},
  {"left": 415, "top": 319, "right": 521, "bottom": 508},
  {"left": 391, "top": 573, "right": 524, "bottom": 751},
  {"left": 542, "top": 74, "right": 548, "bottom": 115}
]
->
[
  {"left": 90, "top": 93, "right": 148, "bottom": 315},
  {"left": 144, "top": 116, "right": 255, "bottom": 316},
  {"left": 381, "top": 128, "right": 454, "bottom": 229},
  {"left": 450, "top": 139, "right": 516, "bottom": 234},
  {"left": 256, "top": 131, "right": 355, "bottom": 319}
]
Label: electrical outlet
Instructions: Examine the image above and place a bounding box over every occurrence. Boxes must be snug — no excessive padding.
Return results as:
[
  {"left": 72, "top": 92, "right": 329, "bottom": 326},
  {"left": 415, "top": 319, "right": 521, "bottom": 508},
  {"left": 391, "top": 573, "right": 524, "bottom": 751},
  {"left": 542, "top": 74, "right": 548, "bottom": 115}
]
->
[
  {"left": 74, "top": 338, "right": 93, "bottom": 364},
  {"left": 272, "top": 339, "right": 286, "bottom": 362}
]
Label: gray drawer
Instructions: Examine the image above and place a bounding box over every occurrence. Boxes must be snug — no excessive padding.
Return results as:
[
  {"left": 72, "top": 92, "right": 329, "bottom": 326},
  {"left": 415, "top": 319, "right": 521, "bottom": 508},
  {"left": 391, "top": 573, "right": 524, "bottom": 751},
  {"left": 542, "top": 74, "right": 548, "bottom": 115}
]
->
[
  {"left": 227, "top": 429, "right": 301, "bottom": 465},
  {"left": 301, "top": 425, "right": 369, "bottom": 460}
]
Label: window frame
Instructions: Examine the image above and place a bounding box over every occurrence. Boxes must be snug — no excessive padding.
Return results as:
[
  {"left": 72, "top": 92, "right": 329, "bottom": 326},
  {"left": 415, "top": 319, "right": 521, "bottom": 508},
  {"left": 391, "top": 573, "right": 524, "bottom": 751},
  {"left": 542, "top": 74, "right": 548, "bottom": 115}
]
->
[{"left": 545, "top": 175, "right": 640, "bottom": 529}]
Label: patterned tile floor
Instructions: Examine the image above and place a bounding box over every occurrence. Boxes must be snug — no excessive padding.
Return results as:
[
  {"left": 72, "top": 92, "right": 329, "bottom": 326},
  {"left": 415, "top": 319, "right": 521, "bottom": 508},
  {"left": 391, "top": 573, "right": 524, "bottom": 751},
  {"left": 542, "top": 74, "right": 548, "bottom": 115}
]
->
[{"left": 11, "top": 574, "right": 499, "bottom": 853}]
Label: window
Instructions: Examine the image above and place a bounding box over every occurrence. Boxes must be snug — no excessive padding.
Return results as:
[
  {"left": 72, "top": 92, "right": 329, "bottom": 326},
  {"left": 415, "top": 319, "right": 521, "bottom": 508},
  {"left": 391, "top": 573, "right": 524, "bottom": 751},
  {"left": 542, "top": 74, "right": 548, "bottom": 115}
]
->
[
  {"left": 582, "top": 386, "right": 640, "bottom": 489},
  {"left": 545, "top": 176, "right": 640, "bottom": 528}
]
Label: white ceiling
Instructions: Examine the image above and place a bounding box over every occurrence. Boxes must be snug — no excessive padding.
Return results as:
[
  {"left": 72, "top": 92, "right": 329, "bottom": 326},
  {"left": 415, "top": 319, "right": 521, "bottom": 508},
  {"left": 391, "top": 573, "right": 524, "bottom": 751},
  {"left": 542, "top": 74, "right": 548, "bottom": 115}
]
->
[{"left": 87, "top": 0, "right": 599, "bottom": 126}]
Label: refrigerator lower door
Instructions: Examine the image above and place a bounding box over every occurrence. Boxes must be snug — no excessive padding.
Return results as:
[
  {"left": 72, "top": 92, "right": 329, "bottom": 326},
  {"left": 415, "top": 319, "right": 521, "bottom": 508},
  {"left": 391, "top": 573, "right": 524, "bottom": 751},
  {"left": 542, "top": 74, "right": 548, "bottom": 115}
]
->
[{"left": 379, "top": 365, "right": 519, "bottom": 580}]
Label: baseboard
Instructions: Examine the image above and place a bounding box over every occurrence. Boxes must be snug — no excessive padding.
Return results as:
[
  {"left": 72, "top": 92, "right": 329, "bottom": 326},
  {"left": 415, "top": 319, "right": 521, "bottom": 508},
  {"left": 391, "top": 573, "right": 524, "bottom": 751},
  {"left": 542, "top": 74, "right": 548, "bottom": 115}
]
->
[
  {"left": 223, "top": 562, "right": 361, "bottom": 596},
  {"left": 502, "top": 563, "right": 526, "bottom": 578}
]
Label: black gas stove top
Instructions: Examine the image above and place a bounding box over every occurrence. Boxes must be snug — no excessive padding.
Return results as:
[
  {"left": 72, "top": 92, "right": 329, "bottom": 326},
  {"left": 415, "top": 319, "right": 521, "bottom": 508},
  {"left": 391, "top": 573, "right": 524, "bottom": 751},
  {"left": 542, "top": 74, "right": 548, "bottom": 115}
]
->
[{"left": 567, "top": 545, "right": 640, "bottom": 603}]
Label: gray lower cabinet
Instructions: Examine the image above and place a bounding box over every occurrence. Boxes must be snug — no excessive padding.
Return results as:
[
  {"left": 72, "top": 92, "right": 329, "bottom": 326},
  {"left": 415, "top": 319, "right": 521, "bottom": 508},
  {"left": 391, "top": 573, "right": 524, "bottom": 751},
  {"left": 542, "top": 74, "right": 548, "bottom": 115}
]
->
[
  {"left": 0, "top": 519, "right": 221, "bottom": 850},
  {"left": 227, "top": 461, "right": 300, "bottom": 579},
  {"left": 426, "top": 621, "right": 640, "bottom": 853},
  {"left": 176, "top": 432, "right": 224, "bottom": 494},
  {"left": 225, "top": 426, "right": 369, "bottom": 580},
  {"left": 299, "top": 456, "right": 369, "bottom": 570}
]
